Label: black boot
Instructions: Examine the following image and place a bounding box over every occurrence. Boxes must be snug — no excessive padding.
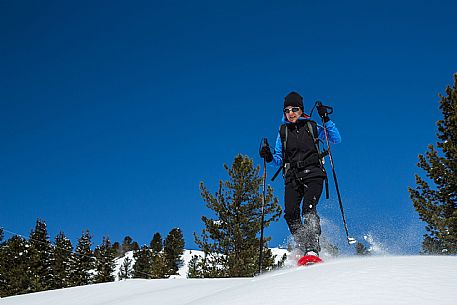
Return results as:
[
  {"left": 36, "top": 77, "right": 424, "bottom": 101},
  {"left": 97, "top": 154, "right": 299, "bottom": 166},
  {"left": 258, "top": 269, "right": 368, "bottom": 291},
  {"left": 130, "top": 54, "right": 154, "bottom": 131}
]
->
[{"left": 302, "top": 212, "right": 321, "bottom": 254}]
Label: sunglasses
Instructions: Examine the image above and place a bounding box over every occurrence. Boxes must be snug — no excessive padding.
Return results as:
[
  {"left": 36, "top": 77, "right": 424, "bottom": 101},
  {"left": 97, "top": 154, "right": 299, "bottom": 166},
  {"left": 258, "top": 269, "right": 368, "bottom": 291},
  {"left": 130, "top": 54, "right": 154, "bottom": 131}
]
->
[{"left": 283, "top": 107, "right": 301, "bottom": 114}]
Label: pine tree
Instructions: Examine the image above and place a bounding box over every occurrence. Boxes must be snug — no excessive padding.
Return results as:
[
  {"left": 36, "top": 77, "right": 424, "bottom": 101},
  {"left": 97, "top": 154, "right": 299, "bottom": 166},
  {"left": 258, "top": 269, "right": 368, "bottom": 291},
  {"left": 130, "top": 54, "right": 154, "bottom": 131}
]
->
[
  {"left": 28, "top": 219, "right": 54, "bottom": 292},
  {"left": 0, "top": 235, "right": 31, "bottom": 297},
  {"left": 150, "top": 233, "right": 162, "bottom": 253},
  {"left": 132, "top": 241, "right": 140, "bottom": 251},
  {"left": 132, "top": 245, "right": 153, "bottom": 279},
  {"left": 0, "top": 228, "right": 3, "bottom": 242},
  {"left": 120, "top": 236, "right": 136, "bottom": 257},
  {"left": 71, "top": 230, "right": 94, "bottom": 286},
  {"left": 53, "top": 231, "right": 74, "bottom": 289},
  {"left": 149, "top": 232, "right": 168, "bottom": 279},
  {"left": 118, "top": 256, "right": 133, "bottom": 280},
  {"left": 188, "top": 250, "right": 221, "bottom": 278},
  {"left": 112, "top": 241, "right": 121, "bottom": 257},
  {"left": 163, "top": 228, "right": 185, "bottom": 277},
  {"left": 151, "top": 254, "right": 169, "bottom": 279},
  {"left": 187, "top": 254, "right": 204, "bottom": 278},
  {"left": 409, "top": 74, "right": 457, "bottom": 255},
  {"left": 195, "top": 154, "right": 282, "bottom": 277},
  {"left": 94, "top": 236, "right": 116, "bottom": 283}
]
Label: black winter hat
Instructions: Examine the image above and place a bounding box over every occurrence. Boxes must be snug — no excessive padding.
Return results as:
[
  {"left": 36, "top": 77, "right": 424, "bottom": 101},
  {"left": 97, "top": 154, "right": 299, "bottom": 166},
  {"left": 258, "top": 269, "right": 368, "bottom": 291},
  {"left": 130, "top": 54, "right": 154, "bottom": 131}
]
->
[{"left": 284, "top": 91, "right": 304, "bottom": 110}]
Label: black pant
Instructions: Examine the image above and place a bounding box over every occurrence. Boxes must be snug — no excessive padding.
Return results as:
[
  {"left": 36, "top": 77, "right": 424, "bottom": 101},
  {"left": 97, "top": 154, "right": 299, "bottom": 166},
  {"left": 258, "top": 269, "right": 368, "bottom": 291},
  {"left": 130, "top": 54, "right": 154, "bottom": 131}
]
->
[{"left": 284, "top": 177, "right": 324, "bottom": 253}]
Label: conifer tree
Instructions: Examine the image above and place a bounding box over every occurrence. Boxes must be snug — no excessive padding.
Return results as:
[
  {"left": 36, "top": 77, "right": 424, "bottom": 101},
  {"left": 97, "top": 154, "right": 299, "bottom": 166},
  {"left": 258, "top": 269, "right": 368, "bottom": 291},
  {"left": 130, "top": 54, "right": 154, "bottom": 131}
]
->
[
  {"left": 94, "top": 236, "right": 116, "bottom": 283},
  {"left": 187, "top": 251, "right": 222, "bottom": 278},
  {"left": 150, "top": 233, "right": 163, "bottom": 253},
  {"left": 118, "top": 256, "right": 133, "bottom": 280},
  {"left": 71, "top": 230, "right": 94, "bottom": 286},
  {"left": 187, "top": 255, "right": 202, "bottom": 278},
  {"left": 0, "top": 235, "right": 30, "bottom": 297},
  {"left": 163, "top": 228, "right": 185, "bottom": 277},
  {"left": 132, "top": 241, "right": 140, "bottom": 251},
  {"left": 132, "top": 245, "right": 153, "bottom": 279},
  {"left": 53, "top": 231, "right": 74, "bottom": 289},
  {"left": 120, "top": 236, "right": 136, "bottom": 256},
  {"left": 151, "top": 253, "right": 169, "bottom": 279},
  {"left": 28, "top": 219, "right": 54, "bottom": 292},
  {"left": 112, "top": 241, "right": 121, "bottom": 257},
  {"left": 195, "top": 154, "right": 282, "bottom": 277},
  {"left": 0, "top": 228, "right": 3, "bottom": 242},
  {"left": 149, "top": 232, "right": 168, "bottom": 278},
  {"left": 187, "top": 246, "right": 224, "bottom": 278},
  {"left": 409, "top": 74, "right": 457, "bottom": 255}
]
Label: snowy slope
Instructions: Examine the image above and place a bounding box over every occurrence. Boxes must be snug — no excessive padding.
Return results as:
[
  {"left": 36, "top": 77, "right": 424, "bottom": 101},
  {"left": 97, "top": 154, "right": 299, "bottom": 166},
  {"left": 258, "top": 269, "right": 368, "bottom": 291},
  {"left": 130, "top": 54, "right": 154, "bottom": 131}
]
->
[{"left": 1, "top": 256, "right": 456, "bottom": 305}]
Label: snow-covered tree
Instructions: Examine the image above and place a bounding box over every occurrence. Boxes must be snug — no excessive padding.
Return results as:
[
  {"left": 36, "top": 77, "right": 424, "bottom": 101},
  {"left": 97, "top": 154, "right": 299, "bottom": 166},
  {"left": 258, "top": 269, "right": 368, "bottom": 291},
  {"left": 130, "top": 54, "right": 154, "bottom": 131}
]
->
[
  {"left": 53, "top": 231, "right": 74, "bottom": 289},
  {"left": 28, "top": 219, "right": 54, "bottom": 292},
  {"left": 71, "top": 230, "right": 94, "bottom": 286},
  {"left": 118, "top": 256, "right": 133, "bottom": 280},
  {"left": 0, "top": 235, "right": 30, "bottom": 297},
  {"left": 409, "top": 74, "right": 457, "bottom": 255},
  {"left": 94, "top": 236, "right": 116, "bottom": 283}
]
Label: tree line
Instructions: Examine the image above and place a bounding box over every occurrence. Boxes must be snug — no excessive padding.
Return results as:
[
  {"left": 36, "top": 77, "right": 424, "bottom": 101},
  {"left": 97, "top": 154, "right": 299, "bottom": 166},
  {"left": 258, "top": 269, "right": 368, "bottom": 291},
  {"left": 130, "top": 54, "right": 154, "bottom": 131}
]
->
[{"left": 0, "top": 221, "right": 185, "bottom": 297}]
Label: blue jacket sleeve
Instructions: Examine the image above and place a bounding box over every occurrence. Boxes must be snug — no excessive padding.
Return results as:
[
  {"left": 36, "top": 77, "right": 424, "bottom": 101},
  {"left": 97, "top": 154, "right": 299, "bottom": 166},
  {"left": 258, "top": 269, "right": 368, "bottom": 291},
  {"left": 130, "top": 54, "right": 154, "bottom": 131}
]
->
[
  {"left": 270, "top": 133, "right": 283, "bottom": 168},
  {"left": 317, "top": 120, "right": 342, "bottom": 144}
]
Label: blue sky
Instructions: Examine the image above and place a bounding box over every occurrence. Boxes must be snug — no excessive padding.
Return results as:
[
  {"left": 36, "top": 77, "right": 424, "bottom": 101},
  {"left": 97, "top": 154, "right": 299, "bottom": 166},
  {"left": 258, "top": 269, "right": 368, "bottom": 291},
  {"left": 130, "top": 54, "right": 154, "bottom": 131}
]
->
[{"left": 1, "top": 0, "right": 456, "bottom": 254}]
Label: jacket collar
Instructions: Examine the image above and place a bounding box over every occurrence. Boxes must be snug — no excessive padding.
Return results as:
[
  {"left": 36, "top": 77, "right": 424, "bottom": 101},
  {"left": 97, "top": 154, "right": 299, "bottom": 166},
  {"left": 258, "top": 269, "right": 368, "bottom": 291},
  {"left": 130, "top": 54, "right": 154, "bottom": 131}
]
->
[{"left": 281, "top": 113, "right": 311, "bottom": 125}]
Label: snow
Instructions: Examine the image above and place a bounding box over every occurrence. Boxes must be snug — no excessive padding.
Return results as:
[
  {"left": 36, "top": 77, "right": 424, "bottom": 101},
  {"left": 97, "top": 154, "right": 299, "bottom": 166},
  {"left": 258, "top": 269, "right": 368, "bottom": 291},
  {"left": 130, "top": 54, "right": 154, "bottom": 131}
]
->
[
  {"left": 363, "top": 234, "right": 388, "bottom": 255},
  {"left": 1, "top": 255, "right": 456, "bottom": 305},
  {"left": 114, "top": 250, "right": 135, "bottom": 280},
  {"left": 176, "top": 249, "right": 205, "bottom": 278}
]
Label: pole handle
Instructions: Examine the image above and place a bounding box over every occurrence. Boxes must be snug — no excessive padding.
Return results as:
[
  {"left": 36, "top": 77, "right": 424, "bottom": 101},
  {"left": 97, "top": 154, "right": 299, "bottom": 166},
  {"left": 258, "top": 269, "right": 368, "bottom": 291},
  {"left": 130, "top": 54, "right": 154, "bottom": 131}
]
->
[{"left": 316, "top": 100, "right": 333, "bottom": 115}]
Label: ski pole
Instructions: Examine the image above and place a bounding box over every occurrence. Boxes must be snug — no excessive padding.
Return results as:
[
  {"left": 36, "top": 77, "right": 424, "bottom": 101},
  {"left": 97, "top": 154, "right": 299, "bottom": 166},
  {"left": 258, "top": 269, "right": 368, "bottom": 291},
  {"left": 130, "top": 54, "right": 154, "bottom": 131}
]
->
[
  {"left": 317, "top": 102, "right": 356, "bottom": 245},
  {"left": 258, "top": 138, "right": 268, "bottom": 274}
]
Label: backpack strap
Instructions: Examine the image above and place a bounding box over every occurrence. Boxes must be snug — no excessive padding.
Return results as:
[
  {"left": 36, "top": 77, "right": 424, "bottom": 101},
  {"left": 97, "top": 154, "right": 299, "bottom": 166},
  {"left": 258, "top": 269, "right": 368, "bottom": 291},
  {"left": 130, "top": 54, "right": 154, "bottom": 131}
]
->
[
  {"left": 306, "top": 121, "right": 329, "bottom": 199},
  {"left": 306, "top": 121, "right": 318, "bottom": 151}
]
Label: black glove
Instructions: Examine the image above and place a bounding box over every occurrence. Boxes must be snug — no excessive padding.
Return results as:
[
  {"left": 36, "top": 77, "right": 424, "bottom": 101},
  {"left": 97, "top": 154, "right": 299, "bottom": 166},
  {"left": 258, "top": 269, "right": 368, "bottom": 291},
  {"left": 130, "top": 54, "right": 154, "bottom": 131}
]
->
[
  {"left": 316, "top": 104, "right": 331, "bottom": 123},
  {"left": 259, "top": 144, "right": 273, "bottom": 163}
]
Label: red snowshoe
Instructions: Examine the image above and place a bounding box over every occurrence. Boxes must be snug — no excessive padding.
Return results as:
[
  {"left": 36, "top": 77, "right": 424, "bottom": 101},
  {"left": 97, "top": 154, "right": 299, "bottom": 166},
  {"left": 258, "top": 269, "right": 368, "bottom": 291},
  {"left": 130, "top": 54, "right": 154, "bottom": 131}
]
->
[{"left": 297, "top": 252, "right": 323, "bottom": 266}]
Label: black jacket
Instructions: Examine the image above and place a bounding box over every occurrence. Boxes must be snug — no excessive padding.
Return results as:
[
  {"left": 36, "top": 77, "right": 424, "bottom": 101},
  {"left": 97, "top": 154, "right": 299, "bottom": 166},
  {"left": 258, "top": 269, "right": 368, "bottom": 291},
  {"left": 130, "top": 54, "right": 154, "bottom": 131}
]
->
[{"left": 279, "top": 120, "right": 325, "bottom": 182}]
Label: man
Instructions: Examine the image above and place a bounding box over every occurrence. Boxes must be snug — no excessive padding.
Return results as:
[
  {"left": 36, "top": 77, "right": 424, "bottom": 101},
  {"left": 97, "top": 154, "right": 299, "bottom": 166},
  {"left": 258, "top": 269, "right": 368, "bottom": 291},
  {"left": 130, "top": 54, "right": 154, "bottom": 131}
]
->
[{"left": 260, "top": 91, "right": 341, "bottom": 258}]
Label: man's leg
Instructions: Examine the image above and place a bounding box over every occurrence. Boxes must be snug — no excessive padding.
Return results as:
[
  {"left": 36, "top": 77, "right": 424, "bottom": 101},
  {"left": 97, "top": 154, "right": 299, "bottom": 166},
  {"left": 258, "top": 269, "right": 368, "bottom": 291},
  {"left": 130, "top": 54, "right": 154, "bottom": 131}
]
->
[
  {"left": 301, "top": 178, "right": 324, "bottom": 253},
  {"left": 284, "top": 181, "right": 306, "bottom": 252}
]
